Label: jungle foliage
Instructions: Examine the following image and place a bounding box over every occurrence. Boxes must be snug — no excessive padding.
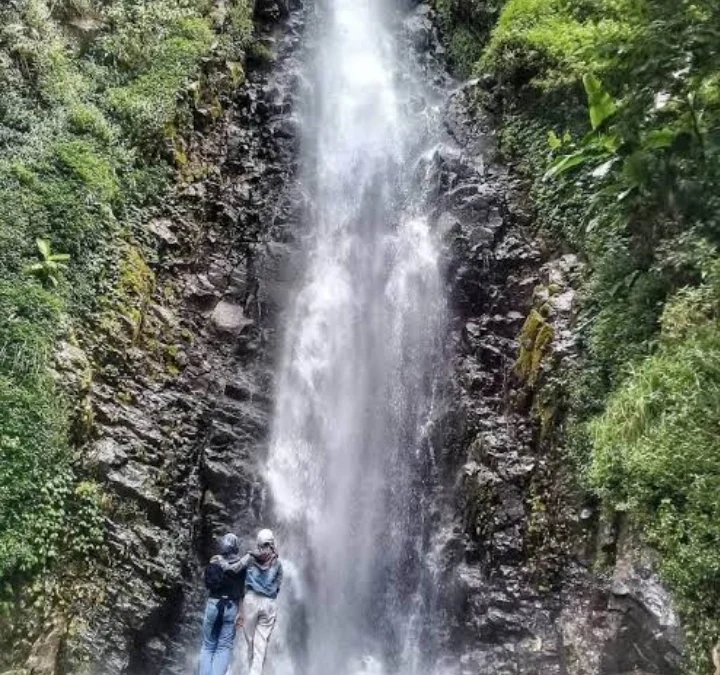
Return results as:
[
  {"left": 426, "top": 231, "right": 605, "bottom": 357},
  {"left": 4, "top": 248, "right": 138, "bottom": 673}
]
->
[
  {"left": 434, "top": 0, "right": 720, "bottom": 669},
  {"left": 0, "top": 0, "right": 253, "bottom": 650}
]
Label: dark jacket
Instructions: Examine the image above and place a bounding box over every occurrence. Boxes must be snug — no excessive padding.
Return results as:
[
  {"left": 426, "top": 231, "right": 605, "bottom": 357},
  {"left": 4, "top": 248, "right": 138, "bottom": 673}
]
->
[{"left": 206, "top": 553, "right": 247, "bottom": 601}]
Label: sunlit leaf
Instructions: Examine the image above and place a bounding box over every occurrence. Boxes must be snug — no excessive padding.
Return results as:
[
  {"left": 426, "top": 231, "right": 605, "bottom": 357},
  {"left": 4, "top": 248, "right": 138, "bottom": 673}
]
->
[
  {"left": 36, "top": 238, "right": 51, "bottom": 259},
  {"left": 547, "top": 130, "right": 562, "bottom": 150},
  {"left": 643, "top": 128, "right": 675, "bottom": 151},
  {"left": 583, "top": 73, "right": 617, "bottom": 130},
  {"left": 544, "top": 151, "right": 590, "bottom": 179}
]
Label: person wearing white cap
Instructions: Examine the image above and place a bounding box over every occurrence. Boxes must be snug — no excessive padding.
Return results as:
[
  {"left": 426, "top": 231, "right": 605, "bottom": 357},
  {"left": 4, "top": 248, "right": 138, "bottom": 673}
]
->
[{"left": 242, "top": 529, "right": 283, "bottom": 675}]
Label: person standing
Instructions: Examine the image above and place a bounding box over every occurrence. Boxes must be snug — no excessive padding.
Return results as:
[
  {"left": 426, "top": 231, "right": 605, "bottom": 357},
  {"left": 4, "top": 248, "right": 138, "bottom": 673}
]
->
[
  {"left": 243, "top": 529, "right": 283, "bottom": 675},
  {"left": 198, "top": 533, "right": 248, "bottom": 675}
]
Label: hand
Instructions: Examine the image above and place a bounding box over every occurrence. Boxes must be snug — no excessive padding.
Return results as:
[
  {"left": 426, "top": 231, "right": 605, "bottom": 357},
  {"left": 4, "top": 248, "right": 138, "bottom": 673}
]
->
[{"left": 235, "top": 615, "right": 244, "bottom": 628}]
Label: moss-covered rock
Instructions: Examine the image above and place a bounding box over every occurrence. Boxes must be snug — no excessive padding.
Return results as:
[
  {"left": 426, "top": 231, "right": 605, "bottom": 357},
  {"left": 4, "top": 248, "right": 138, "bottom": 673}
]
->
[{"left": 514, "top": 307, "right": 555, "bottom": 386}]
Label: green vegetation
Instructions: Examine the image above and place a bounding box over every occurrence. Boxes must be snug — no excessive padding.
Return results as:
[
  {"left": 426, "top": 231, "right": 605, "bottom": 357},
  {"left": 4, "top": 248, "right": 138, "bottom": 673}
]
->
[
  {"left": 0, "top": 282, "right": 101, "bottom": 573},
  {"left": 0, "top": 0, "right": 254, "bottom": 659},
  {"left": 434, "top": 0, "right": 720, "bottom": 669},
  {"left": 590, "top": 289, "right": 720, "bottom": 651},
  {"left": 433, "top": 0, "right": 503, "bottom": 74},
  {"left": 26, "top": 239, "right": 71, "bottom": 288}
]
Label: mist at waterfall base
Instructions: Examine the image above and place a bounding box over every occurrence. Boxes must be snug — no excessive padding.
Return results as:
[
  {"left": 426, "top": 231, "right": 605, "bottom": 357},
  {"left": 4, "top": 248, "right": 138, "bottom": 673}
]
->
[{"left": 264, "top": 0, "right": 449, "bottom": 673}]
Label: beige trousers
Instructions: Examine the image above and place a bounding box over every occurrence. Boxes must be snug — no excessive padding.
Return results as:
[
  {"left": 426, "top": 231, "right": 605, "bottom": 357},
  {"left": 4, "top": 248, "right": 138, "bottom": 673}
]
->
[{"left": 242, "top": 591, "right": 277, "bottom": 675}]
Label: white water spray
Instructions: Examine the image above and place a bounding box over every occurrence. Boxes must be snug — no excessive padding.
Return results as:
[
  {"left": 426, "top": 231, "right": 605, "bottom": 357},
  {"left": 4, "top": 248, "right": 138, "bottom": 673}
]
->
[{"left": 266, "top": 0, "right": 446, "bottom": 672}]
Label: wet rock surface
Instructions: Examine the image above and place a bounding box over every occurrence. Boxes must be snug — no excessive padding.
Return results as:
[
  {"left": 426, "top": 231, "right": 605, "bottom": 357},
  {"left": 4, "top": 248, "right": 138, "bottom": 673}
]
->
[
  {"left": 426, "top": 77, "right": 683, "bottom": 675},
  {"left": 58, "top": 2, "right": 305, "bottom": 673}
]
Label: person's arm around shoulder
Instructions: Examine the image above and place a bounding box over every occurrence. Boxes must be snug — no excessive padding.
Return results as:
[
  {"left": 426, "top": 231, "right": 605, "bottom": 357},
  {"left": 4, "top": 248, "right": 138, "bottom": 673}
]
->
[{"left": 224, "top": 552, "right": 253, "bottom": 573}]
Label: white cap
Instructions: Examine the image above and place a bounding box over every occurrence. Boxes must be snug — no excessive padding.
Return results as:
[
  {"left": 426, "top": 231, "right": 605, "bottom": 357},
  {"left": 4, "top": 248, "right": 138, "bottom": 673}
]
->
[{"left": 257, "top": 528, "right": 275, "bottom": 547}]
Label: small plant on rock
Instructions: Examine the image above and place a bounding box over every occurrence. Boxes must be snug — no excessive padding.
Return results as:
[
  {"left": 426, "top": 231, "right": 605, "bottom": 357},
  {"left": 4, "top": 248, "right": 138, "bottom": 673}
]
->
[{"left": 26, "top": 238, "right": 71, "bottom": 289}]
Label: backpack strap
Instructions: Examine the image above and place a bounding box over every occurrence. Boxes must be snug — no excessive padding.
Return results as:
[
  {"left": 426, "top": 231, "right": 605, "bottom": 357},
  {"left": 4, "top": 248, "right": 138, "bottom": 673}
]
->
[{"left": 210, "top": 597, "right": 232, "bottom": 640}]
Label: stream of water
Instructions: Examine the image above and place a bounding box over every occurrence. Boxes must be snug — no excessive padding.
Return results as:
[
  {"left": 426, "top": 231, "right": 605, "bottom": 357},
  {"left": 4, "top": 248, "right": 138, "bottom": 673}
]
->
[{"left": 265, "top": 0, "right": 448, "bottom": 672}]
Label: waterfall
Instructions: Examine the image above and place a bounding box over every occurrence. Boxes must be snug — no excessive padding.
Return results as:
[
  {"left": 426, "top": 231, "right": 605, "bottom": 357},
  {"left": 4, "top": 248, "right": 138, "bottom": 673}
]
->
[{"left": 265, "top": 0, "right": 446, "bottom": 672}]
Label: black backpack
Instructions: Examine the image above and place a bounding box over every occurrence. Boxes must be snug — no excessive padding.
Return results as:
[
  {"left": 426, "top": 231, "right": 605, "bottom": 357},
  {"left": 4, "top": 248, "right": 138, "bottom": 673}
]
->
[{"left": 204, "top": 560, "right": 226, "bottom": 596}]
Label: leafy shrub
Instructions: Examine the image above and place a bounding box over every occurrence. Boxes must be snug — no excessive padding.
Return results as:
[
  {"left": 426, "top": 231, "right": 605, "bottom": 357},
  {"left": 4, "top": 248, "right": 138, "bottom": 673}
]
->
[
  {"left": 589, "top": 296, "right": 720, "bottom": 671},
  {"left": 431, "top": 0, "right": 502, "bottom": 75},
  {"left": 67, "top": 104, "right": 115, "bottom": 143},
  {"left": 481, "top": 0, "right": 643, "bottom": 89},
  {"left": 54, "top": 139, "right": 120, "bottom": 202},
  {"left": 0, "top": 281, "right": 64, "bottom": 379},
  {"left": 26, "top": 238, "right": 71, "bottom": 288},
  {"left": 105, "top": 16, "right": 215, "bottom": 147},
  {"left": 0, "top": 280, "right": 102, "bottom": 585},
  {"left": 227, "top": 0, "right": 255, "bottom": 49}
]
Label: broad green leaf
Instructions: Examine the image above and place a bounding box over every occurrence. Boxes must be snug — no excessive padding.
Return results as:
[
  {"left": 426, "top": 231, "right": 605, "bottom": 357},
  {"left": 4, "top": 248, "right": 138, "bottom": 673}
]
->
[
  {"left": 643, "top": 128, "right": 675, "bottom": 151},
  {"left": 49, "top": 254, "right": 71, "bottom": 262},
  {"left": 36, "top": 238, "right": 51, "bottom": 259},
  {"left": 598, "top": 134, "right": 621, "bottom": 153},
  {"left": 544, "top": 151, "right": 589, "bottom": 180},
  {"left": 583, "top": 73, "right": 617, "bottom": 130}
]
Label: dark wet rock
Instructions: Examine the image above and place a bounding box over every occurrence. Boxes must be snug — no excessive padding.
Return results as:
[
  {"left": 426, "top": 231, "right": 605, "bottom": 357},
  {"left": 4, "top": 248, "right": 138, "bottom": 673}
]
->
[
  {"left": 87, "top": 438, "right": 129, "bottom": 474},
  {"left": 107, "top": 461, "right": 164, "bottom": 518}
]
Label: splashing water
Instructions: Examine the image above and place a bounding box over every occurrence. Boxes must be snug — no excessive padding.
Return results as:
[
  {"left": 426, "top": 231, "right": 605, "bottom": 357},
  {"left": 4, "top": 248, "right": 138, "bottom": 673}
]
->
[{"left": 266, "top": 0, "right": 447, "bottom": 672}]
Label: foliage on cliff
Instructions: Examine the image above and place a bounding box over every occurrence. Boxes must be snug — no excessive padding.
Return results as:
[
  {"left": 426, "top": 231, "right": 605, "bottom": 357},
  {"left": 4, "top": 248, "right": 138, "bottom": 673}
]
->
[
  {"left": 0, "top": 0, "right": 253, "bottom": 661},
  {"left": 433, "top": 0, "right": 720, "bottom": 669},
  {"left": 433, "top": 0, "right": 503, "bottom": 74}
]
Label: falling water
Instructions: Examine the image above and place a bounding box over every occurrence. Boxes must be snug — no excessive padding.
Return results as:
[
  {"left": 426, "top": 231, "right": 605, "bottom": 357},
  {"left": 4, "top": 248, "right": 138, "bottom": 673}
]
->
[{"left": 266, "top": 0, "right": 447, "bottom": 672}]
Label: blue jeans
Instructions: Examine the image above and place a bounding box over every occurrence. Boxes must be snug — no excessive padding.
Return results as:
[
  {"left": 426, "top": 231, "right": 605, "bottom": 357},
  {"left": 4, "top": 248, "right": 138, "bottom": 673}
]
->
[{"left": 199, "top": 598, "right": 239, "bottom": 675}]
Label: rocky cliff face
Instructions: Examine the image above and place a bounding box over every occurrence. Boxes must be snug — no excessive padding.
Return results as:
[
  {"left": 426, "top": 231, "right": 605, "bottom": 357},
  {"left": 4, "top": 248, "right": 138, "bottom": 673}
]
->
[
  {"left": 49, "top": 2, "right": 304, "bottom": 673},
  {"left": 25, "top": 2, "right": 683, "bottom": 674},
  {"left": 424, "top": 63, "right": 684, "bottom": 675}
]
